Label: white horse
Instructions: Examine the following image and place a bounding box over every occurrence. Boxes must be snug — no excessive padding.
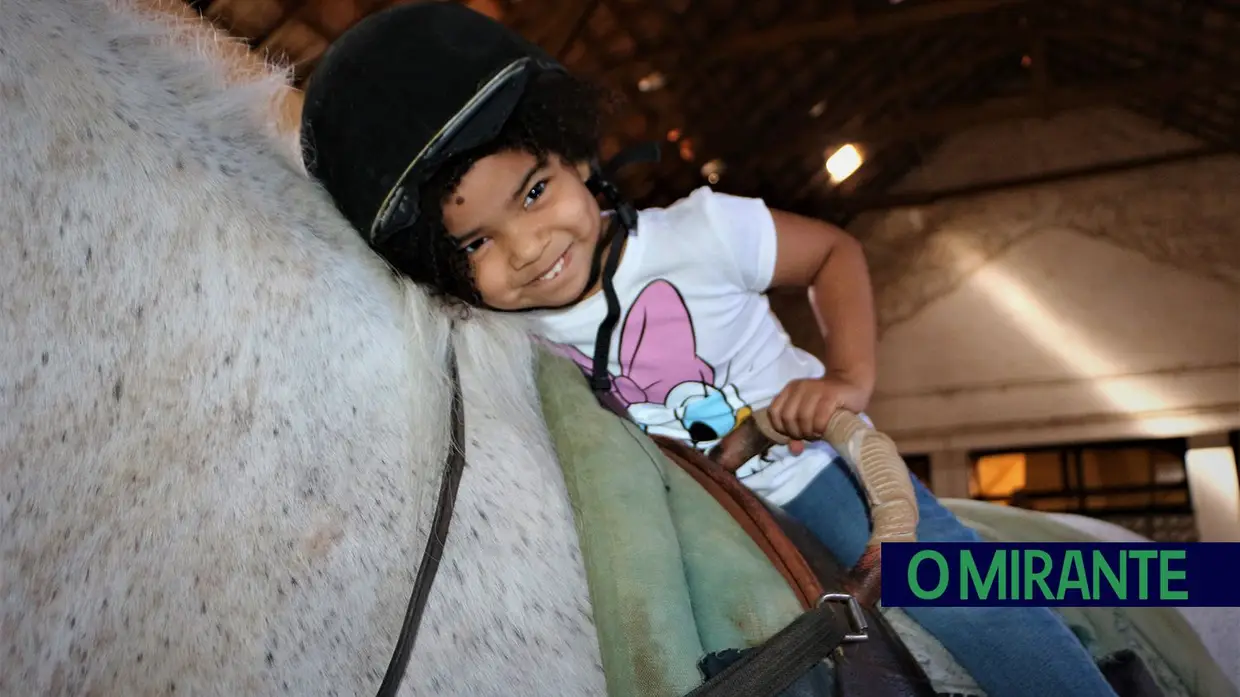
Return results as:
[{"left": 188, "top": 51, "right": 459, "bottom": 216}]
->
[
  {"left": 1048, "top": 513, "right": 1240, "bottom": 686},
  {"left": 1, "top": 1, "right": 608, "bottom": 694},
  {"left": 5, "top": 2, "right": 1237, "bottom": 696}
]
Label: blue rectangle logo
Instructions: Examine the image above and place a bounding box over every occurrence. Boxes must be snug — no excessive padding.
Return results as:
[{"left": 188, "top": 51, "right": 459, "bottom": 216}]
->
[{"left": 880, "top": 542, "right": 1240, "bottom": 607}]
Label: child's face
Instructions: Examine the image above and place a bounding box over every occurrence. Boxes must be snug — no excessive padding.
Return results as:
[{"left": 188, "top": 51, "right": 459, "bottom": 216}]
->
[{"left": 442, "top": 149, "right": 604, "bottom": 311}]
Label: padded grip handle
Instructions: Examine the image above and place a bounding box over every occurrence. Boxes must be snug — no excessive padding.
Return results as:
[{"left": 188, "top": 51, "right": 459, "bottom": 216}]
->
[{"left": 710, "top": 408, "right": 918, "bottom": 544}]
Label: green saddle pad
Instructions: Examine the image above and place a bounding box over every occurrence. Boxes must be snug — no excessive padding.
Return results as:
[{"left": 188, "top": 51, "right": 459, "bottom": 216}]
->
[{"left": 536, "top": 350, "right": 804, "bottom": 697}]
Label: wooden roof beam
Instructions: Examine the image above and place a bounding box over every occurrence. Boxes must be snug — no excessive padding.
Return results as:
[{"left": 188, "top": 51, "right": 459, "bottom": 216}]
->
[
  {"left": 826, "top": 145, "right": 1232, "bottom": 213},
  {"left": 790, "top": 71, "right": 1238, "bottom": 154},
  {"left": 690, "top": 0, "right": 1030, "bottom": 67},
  {"left": 733, "top": 43, "right": 1018, "bottom": 172},
  {"left": 595, "top": 0, "right": 738, "bottom": 172},
  {"left": 1050, "top": 18, "right": 1240, "bottom": 74},
  {"left": 549, "top": 0, "right": 602, "bottom": 60}
]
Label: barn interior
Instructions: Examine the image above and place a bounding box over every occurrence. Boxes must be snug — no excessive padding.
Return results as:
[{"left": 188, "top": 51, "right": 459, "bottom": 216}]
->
[{"left": 186, "top": 0, "right": 1240, "bottom": 545}]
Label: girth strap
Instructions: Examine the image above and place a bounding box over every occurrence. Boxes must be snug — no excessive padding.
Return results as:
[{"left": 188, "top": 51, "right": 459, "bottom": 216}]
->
[
  {"left": 684, "top": 600, "right": 858, "bottom": 697},
  {"left": 376, "top": 342, "right": 466, "bottom": 697}
]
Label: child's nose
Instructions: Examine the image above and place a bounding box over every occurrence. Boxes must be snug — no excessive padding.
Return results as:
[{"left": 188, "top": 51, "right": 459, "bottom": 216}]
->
[{"left": 507, "top": 226, "right": 549, "bottom": 268}]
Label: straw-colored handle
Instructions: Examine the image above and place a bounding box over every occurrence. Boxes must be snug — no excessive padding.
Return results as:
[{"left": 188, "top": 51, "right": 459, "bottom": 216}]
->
[
  {"left": 821, "top": 410, "right": 918, "bottom": 544},
  {"left": 722, "top": 408, "right": 918, "bottom": 544}
]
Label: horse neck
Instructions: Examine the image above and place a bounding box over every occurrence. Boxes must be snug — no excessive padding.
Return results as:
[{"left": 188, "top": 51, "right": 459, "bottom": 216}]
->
[{"left": 0, "top": 2, "right": 605, "bottom": 695}]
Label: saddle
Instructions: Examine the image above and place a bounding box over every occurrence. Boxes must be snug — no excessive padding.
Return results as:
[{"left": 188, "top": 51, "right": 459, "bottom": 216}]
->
[
  {"left": 653, "top": 412, "right": 937, "bottom": 697},
  {"left": 656, "top": 416, "right": 1171, "bottom": 697}
]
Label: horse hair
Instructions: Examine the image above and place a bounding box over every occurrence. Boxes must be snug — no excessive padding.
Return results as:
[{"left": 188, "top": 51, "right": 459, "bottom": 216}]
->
[{"left": 0, "top": 1, "right": 607, "bottom": 694}]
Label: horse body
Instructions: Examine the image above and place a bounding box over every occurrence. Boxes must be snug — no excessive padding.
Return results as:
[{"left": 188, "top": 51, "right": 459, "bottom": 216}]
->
[
  {"left": 0, "top": 2, "right": 607, "bottom": 694},
  {"left": 1050, "top": 514, "right": 1240, "bottom": 686},
  {"left": 8, "top": 3, "right": 1240, "bottom": 696}
]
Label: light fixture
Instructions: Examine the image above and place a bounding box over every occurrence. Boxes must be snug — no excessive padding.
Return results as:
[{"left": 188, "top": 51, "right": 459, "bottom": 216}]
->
[
  {"left": 700, "top": 159, "right": 725, "bottom": 184},
  {"left": 678, "top": 138, "right": 695, "bottom": 162},
  {"left": 666, "top": 128, "right": 682, "bottom": 142},
  {"left": 808, "top": 100, "right": 827, "bottom": 118},
  {"left": 638, "top": 71, "right": 666, "bottom": 93},
  {"left": 824, "top": 143, "right": 863, "bottom": 183}
]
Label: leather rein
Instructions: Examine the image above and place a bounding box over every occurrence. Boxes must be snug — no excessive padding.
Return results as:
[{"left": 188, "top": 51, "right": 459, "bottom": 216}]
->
[{"left": 375, "top": 343, "right": 466, "bottom": 697}]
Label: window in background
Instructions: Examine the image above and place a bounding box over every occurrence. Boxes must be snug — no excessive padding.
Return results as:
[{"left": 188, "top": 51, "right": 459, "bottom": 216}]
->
[{"left": 969, "top": 438, "right": 1196, "bottom": 542}]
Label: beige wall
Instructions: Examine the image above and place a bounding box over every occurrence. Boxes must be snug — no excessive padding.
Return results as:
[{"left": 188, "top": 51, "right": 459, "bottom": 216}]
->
[{"left": 771, "top": 107, "right": 1240, "bottom": 454}]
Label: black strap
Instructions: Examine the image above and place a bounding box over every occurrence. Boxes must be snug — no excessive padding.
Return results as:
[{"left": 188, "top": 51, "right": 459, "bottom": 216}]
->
[
  {"left": 587, "top": 218, "right": 629, "bottom": 394},
  {"left": 376, "top": 342, "right": 466, "bottom": 697},
  {"left": 684, "top": 603, "right": 849, "bottom": 697},
  {"left": 580, "top": 144, "right": 657, "bottom": 398}
]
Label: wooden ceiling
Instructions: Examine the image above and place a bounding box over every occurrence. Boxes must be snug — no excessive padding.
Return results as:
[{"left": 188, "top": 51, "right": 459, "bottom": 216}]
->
[{"left": 187, "top": 0, "right": 1240, "bottom": 226}]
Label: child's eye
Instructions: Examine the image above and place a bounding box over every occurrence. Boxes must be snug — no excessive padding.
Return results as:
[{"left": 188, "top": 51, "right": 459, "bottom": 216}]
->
[
  {"left": 523, "top": 179, "right": 548, "bottom": 208},
  {"left": 461, "top": 236, "right": 490, "bottom": 255}
]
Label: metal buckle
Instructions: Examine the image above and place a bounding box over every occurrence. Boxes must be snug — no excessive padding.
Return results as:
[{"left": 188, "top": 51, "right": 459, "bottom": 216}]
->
[{"left": 817, "top": 593, "right": 869, "bottom": 642}]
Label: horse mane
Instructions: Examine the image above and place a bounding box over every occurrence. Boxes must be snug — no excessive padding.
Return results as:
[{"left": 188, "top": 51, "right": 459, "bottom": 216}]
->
[{"left": 0, "top": 1, "right": 604, "bottom": 694}]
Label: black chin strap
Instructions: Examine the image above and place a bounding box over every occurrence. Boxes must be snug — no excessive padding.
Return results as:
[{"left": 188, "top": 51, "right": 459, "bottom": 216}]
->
[
  {"left": 579, "top": 143, "right": 659, "bottom": 404},
  {"left": 586, "top": 210, "right": 630, "bottom": 398},
  {"left": 581, "top": 169, "right": 638, "bottom": 399}
]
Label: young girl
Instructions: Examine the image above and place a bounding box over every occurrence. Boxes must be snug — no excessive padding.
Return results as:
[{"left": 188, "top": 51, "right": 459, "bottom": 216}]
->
[{"left": 300, "top": 4, "right": 1118, "bottom": 696}]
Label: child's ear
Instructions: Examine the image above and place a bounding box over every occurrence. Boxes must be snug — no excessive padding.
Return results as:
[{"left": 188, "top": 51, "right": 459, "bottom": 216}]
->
[{"left": 575, "top": 160, "right": 592, "bottom": 181}]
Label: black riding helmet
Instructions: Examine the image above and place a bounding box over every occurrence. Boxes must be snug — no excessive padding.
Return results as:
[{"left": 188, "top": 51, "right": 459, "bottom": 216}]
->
[
  {"left": 301, "top": 2, "right": 631, "bottom": 305},
  {"left": 300, "top": 2, "right": 644, "bottom": 398}
]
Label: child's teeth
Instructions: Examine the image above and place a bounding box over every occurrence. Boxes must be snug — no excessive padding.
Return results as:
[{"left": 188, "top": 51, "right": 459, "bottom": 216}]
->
[{"left": 541, "top": 257, "right": 564, "bottom": 281}]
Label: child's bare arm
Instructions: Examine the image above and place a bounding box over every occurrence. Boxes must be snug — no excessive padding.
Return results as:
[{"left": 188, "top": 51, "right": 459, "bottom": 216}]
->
[{"left": 764, "top": 209, "right": 878, "bottom": 441}]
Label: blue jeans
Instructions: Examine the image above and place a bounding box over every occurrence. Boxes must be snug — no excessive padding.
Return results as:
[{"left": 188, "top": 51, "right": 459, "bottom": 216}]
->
[{"left": 782, "top": 455, "right": 1118, "bottom": 697}]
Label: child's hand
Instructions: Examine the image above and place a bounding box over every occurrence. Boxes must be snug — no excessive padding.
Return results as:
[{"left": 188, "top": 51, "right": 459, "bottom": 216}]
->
[{"left": 767, "top": 376, "right": 872, "bottom": 454}]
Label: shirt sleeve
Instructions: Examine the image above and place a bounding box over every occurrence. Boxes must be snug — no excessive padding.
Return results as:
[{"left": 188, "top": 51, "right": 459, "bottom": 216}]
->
[{"left": 679, "top": 187, "right": 779, "bottom": 293}]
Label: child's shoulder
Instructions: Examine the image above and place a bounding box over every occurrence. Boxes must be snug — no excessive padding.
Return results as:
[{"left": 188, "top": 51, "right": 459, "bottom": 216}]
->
[
  {"left": 635, "top": 188, "right": 777, "bottom": 263},
  {"left": 628, "top": 187, "right": 777, "bottom": 289},
  {"left": 638, "top": 186, "right": 771, "bottom": 227}
]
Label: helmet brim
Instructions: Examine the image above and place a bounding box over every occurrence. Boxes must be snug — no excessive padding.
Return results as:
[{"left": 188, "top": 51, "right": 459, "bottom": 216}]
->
[{"left": 369, "top": 57, "right": 557, "bottom": 245}]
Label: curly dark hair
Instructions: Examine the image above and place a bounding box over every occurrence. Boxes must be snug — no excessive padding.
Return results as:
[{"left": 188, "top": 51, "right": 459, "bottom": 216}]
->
[{"left": 374, "top": 69, "right": 613, "bottom": 308}]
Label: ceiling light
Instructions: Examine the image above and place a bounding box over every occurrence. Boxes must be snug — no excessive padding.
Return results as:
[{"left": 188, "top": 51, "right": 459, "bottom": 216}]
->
[
  {"left": 808, "top": 101, "right": 827, "bottom": 118},
  {"left": 666, "top": 128, "right": 682, "bottom": 142},
  {"left": 638, "top": 71, "right": 666, "bottom": 92},
  {"left": 700, "top": 159, "right": 725, "bottom": 184},
  {"left": 678, "top": 138, "right": 695, "bottom": 162},
  {"left": 824, "top": 144, "right": 863, "bottom": 183}
]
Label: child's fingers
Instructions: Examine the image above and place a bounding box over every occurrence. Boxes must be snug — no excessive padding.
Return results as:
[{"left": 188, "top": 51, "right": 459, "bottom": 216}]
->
[
  {"left": 767, "top": 393, "right": 789, "bottom": 438},
  {"left": 788, "top": 439, "right": 806, "bottom": 456},
  {"left": 770, "top": 411, "right": 798, "bottom": 441},
  {"left": 795, "top": 391, "right": 825, "bottom": 439},
  {"left": 811, "top": 399, "right": 837, "bottom": 438},
  {"left": 778, "top": 401, "right": 811, "bottom": 440}
]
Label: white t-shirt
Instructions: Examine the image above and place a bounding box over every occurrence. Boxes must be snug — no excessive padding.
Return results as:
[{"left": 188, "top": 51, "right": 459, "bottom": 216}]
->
[{"left": 529, "top": 186, "right": 849, "bottom": 506}]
